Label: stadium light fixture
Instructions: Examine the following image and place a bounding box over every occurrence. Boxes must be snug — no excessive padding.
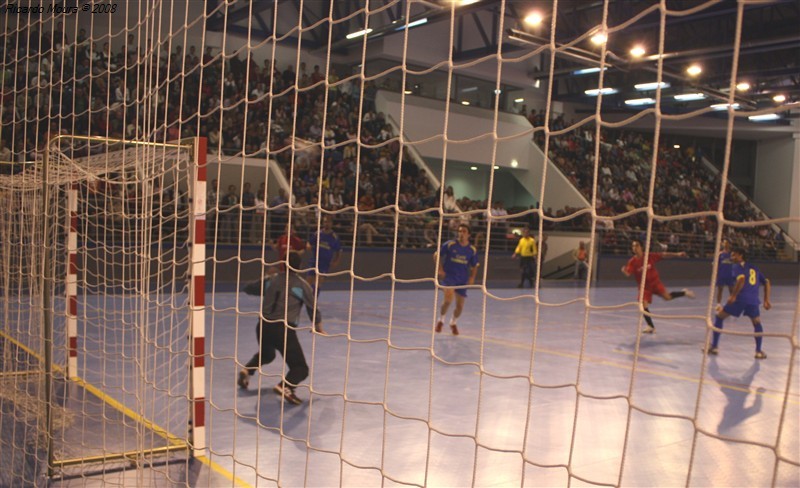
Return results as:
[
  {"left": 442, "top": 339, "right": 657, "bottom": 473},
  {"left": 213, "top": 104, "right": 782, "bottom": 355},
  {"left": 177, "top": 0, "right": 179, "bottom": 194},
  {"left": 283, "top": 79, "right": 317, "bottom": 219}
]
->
[
  {"left": 511, "top": 159, "right": 519, "bottom": 168},
  {"left": 686, "top": 64, "right": 702, "bottom": 76},
  {"left": 461, "top": 100, "right": 470, "bottom": 105},
  {"left": 591, "top": 31, "right": 607, "bottom": 45},
  {"left": 346, "top": 28, "right": 373, "bottom": 39},
  {"left": 630, "top": 45, "right": 646, "bottom": 57},
  {"left": 773, "top": 94, "right": 786, "bottom": 103},
  {"left": 584, "top": 88, "right": 618, "bottom": 96},
  {"left": 748, "top": 113, "right": 780, "bottom": 121},
  {"left": 711, "top": 103, "right": 740, "bottom": 110},
  {"left": 514, "top": 98, "right": 524, "bottom": 103},
  {"left": 462, "top": 86, "right": 478, "bottom": 92},
  {"left": 494, "top": 165, "right": 500, "bottom": 170},
  {"left": 394, "top": 18, "right": 428, "bottom": 31},
  {"left": 674, "top": 93, "right": 706, "bottom": 101},
  {"left": 524, "top": 12, "right": 543, "bottom": 26},
  {"left": 494, "top": 89, "right": 502, "bottom": 95},
  {"left": 470, "top": 166, "right": 478, "bottom": 170},
  {"left": 404, "top": 90, "right": 412, "bottom": 94},
  {"left": 624, "top": 98, "right": 656, "bottom": 106},
  {"left": 673, "top": 144, "right": 680, "bottom": 149},
  {"left": 634, "top": 82, "right": 670, "bottom": 91},
  {"left": 572, "top": 67, "right": 606, "bottom": 75},
  {"left": 735, "top": 82, "right": 750, "bottom": 92}
]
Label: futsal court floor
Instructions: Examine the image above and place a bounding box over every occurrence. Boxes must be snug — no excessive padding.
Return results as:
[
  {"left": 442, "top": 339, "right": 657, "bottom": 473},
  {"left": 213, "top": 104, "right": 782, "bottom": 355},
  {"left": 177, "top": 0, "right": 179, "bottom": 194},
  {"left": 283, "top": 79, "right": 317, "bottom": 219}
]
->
[
  {"left": 45, "top": 281, "right": 798, "bottom": 487},
  {"left": 196, "top": 281, "right": 800, "bottom": 487}
]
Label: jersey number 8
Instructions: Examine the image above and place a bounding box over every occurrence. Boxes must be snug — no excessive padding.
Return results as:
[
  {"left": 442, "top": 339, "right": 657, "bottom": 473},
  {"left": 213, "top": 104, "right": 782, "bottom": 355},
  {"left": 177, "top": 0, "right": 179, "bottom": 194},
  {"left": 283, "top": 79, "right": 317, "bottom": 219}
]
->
[{"left": 749, "top": 269, "right": 757, "bottom": 285}]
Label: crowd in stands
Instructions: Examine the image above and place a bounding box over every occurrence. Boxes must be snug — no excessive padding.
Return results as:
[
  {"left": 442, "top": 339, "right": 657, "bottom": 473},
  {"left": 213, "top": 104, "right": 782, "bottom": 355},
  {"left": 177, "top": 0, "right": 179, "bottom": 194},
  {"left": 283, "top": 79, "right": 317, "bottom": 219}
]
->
[{"left": 0, "top": 28, "right": 791, "bottom": 260}]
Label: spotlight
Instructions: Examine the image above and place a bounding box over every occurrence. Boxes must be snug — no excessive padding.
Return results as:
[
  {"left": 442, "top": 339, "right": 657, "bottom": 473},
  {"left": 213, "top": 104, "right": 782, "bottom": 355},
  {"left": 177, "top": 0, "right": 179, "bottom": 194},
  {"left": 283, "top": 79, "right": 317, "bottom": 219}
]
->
[
  {"left": 591, "top": 31, "right": 607, "bottom": 45},
  {"left": 736, "top": 82, "right": 750, "bottom": 92},
  {"left": 773, "top": 94, "right": 786, "bottom": 103},
  {"left": 686, "top": 64, "right": 702, "bottom": 76},
  {"left": 524, "top": 12, "right": 543, "bottom": 26},
  {"left": 630, "top": 45, "right": 646, "bottom": 57}
]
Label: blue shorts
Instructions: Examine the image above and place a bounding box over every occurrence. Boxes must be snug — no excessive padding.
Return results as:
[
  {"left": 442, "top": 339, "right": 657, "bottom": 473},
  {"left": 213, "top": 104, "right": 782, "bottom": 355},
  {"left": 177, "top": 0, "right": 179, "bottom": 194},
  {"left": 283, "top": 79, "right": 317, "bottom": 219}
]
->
[
  {"left": 441, "top": 276, "right": 468, "bottom": 297},
  {"left": 716, "top": 277, "right": 736, "bottom": 287},
  {"left": 723, "top": 301, "right": 760, "bottom": 319}
]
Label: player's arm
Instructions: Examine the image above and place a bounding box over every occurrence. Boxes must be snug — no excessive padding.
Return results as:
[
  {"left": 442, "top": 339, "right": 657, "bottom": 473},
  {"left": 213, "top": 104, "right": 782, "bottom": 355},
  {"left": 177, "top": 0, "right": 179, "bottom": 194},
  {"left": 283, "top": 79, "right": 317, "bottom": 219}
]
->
[
  {"left": 763, "top": 277, "right": 772, "bottom": 310},
  {"left": 621, "top": 259, "right": 632, "bottom": 277},
  {"left": 512, "top": 240, "right": 521, "bottom": 259},
  {"left": 664, "top": 251, "right": 687, "bottom": 258},
  {"left": 299, "top": 279, "right": 324, "bottom": 332},
  {"left": 243, "top": 277, "right": 271, "bottom": 296},
  {"left": 727, "top": 275, "right": 745, "bottom": 305},
  {"left": 468, "top": 263, "right": 478, "bottom": 286}
]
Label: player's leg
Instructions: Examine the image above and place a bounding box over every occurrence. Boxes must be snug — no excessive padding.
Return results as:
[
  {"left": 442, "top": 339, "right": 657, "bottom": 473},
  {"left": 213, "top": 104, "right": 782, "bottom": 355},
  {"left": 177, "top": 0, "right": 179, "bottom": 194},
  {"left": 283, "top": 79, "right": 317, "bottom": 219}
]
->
[
  {"left": 642, "top": 296, "right": 656, "bottom": 333},
  {"left": 449, "top": 291, "right": 466, "bottom": 335},
  {"left": 706, "top": 309, "right": 731, "bottom": 355},
  {"left": 240, "top": 320, "right": 277, "bottom": 389},
  {"left": 661, "top": 289, "right": 695, "bottom": 301},
  {"left": 748, "top": 309, "right": 766, "bottom": 359},
  {"left": 715, "top": 285, "right": 722, "bottom": 304},
  {"left": 437, "top": 288, "right": 455, "bottom": 333},
  {"left": 274, "top": 326, "right": 307, "bottom": 404}
]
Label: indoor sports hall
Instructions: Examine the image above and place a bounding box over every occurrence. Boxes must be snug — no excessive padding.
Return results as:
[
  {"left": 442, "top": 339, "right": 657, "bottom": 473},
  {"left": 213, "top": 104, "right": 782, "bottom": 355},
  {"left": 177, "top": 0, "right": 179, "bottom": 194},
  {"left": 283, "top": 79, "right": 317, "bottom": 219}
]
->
[{"left": 1, "top": 1, "right": 798, "bottom": 487}]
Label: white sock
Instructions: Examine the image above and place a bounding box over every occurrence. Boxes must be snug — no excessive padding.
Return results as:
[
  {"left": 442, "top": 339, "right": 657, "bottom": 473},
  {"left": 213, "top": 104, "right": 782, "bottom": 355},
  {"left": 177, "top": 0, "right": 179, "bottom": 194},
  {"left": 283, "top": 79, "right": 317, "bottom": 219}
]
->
[{"left": 450, "top": 317, "right": 457, "bottom": 325}]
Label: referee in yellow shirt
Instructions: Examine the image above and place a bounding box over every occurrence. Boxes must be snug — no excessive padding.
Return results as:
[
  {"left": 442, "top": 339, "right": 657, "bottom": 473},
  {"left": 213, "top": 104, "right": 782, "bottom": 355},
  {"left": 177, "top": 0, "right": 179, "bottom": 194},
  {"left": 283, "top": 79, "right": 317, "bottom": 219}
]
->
[{"left": 512, "top": 227, "right": 537, "bottom": 288}]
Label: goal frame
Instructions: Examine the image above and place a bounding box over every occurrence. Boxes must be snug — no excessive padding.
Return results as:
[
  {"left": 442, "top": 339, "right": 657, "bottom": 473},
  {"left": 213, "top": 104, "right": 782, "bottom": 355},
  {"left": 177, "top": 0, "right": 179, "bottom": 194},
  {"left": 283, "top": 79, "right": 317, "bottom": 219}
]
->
[{"left": 39, "top": 135, "right": 208, "bottom": 475}]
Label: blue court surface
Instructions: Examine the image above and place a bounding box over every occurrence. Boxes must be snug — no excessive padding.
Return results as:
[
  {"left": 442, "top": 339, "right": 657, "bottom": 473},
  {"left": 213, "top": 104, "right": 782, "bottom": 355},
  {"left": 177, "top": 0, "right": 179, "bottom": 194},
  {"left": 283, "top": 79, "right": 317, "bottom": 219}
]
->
[{"left": 192, "top": 282, "right": 799, "bottom": 487}]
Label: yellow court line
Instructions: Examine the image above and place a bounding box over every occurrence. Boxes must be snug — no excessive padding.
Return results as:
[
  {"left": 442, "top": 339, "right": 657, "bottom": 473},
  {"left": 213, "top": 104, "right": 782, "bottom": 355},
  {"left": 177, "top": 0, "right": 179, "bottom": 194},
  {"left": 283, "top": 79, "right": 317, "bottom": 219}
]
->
[
  {"left": 1, "top": 331, "right": 252, "bottom": 485},
  {"left": 194, "top": 456, "right": 253, "bottom": 488},
  {"left": 330, "top": 318, "right": 799, "bottom": 404}
]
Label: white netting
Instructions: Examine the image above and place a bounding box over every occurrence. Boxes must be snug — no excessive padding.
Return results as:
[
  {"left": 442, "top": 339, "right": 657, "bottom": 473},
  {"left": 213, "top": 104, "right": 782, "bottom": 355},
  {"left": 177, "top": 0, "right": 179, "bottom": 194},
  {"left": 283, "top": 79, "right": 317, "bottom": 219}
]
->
[
  {"left": 1, "top": 0, "right": 798, "bottom": 487},
  {"left": 0, "top": 138, "right": 196, "bottom": 484}
]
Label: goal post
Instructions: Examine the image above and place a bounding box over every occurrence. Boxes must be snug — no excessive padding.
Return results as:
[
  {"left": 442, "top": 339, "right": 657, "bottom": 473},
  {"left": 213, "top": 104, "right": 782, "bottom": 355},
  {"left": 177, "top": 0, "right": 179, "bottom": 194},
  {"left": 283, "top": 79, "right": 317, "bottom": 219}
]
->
[{"left": 2, "top": 135, "right": 208, "bottom": 479}]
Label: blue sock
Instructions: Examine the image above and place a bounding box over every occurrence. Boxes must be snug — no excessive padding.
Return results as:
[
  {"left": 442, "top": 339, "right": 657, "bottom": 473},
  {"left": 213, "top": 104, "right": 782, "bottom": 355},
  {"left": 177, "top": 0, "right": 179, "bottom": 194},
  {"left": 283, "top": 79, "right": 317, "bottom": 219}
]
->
[
  {"left": 712, "top": 316, "right": 724, "bottom": 348},
  {"left": 754, "top": 322, "right": 764, "bottom": 352}
]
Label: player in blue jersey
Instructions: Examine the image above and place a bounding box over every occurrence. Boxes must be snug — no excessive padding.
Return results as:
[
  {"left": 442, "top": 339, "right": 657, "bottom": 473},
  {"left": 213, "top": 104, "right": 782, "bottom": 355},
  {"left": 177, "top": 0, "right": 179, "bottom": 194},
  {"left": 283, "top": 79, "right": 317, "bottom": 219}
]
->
[
  {"left": 307, "top": 216, "right": 342, "bottom": 292},
  {"left": 715, "top": 238, "right": 736, "bottom": 304},
  {"left": 705, "top": 247, "right": 771, "bottom": 359},
  {"left": 434, "top": 223, "right": 479, "bottom": 335}
]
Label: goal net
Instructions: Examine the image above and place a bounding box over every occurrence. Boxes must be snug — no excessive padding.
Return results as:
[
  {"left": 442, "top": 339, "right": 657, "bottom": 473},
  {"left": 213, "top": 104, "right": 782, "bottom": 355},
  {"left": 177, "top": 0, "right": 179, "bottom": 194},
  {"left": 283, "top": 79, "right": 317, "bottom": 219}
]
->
[
  {"left": 0, "top": 136, "right": 202, "bottom": 483},
  {"left": 1, "top": 0, "right": 798, "bottom": 487}
]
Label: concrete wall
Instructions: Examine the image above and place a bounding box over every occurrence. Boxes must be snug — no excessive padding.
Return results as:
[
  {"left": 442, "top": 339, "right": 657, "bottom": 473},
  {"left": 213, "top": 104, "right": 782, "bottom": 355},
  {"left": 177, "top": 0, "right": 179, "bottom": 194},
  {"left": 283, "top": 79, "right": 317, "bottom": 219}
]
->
[{"left": 754, "top": 134, "right": 800, "bottom": 243}]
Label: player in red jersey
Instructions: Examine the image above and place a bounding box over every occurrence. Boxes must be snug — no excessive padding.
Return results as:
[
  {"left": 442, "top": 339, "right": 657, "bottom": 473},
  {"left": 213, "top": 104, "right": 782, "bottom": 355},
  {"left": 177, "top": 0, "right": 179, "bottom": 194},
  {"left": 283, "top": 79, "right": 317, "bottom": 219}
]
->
[{"left": 621, "top": 240, "right": 695, "bottom": 333}]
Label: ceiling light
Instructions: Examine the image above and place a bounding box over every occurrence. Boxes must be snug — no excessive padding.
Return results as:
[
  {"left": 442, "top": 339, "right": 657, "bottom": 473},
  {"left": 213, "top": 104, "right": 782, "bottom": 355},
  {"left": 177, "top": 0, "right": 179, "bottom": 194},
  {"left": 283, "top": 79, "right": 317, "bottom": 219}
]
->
[
  {"left": 494, "top": 89, "right": 502, "bottom": 95},
  {"left": 470, "top": 165, "right": 478, "bottom": 170},
  {"left": 346, "top": 28, "right": 373, "bottom": 39},
  {"left": 404, "top": 90, "right": 412, "bottom": 94},
  {"left": 524, "top": 12, "right": 543, "bottom": 26},
  {"left": 630, "top": 45, "right": 646, "bottom": 57},
  {"left": 711, "top": 103, "right": 740, "bottom": 110},
  {"left": 584, "top": 88, "right": 618, "bottom": 96},
  {"left": 572, "top": 67, "right": 606, "bottom": 75},
  {"left": 462, "top": 86, "right": 478, "bottom": 92},
  {"left": 735, "top": 82, "right": 750, "bottom": 92},
  {"left": 773, "top": 94, "right": 786, "bottom": 103},
  {"left": 514, "top": 98, "right": 524, "bottom": 103},
  {"left": 590, "top": 31, "right": 607, "bottom": 45},
  {"left": 395, "top": 18, "right": 428, "bottom": 31},
  {"left": 457, "top": 0, "right": 480, "bottom": 6},
  {"left": 634, "top": 82, "right": 670, "bottom": 91},
  {"left": 494, "top": 165, "right": 500, "bottom": 169},
  {"left": 748, "top": 113, "right": 780, "bottom": 121},
  {"left": 674, "top": 93, "right": 706, "bottom": 101},
  {"left": 686, "top": 64, "right": 702, "bottom": 76},
  {"left": 461, "top": 100, "right": 470, "bottom": 105},
  {"left": 511, "top": 160, "right": 519, "bottom": 168},
  {"left": 624, "top": 98, "right": 656, "bottom": 106},
  {"left": 673, "top": 144, "right": 680, "bottom": 149}
]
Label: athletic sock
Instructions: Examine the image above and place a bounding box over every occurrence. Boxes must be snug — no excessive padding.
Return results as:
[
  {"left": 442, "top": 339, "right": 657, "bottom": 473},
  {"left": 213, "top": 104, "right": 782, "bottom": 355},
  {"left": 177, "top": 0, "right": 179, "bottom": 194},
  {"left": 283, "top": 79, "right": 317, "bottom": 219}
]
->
[
  {"left": 643, "top": 308, "right": 655, "bottom": 329},
  {"left": 669, "top": 291, "right": 686, "bottom": 299},
  {"left": 712, "top": 316, "right": 723, "bottom": 348},
  {"left": 754, "top": 322, "right": 764, "bottom": 352}
]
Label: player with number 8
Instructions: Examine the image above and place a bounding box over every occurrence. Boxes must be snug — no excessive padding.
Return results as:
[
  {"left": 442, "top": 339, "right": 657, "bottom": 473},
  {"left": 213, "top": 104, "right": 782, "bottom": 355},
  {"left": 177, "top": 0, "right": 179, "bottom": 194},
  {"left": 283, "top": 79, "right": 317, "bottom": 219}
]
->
[{"left": 705, "top": 247, "right": 772, "bottom": 359}]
